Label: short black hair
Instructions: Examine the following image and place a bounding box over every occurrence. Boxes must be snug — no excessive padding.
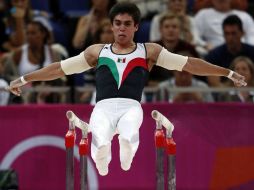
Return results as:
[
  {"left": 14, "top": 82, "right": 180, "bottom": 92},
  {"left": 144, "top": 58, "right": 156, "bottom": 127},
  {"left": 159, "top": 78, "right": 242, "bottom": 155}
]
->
[
  {"left": 223, "top": 15, "right": 243, "bottom": 32},
  {"left": 109, "top": 2, "right": 141, "bottom": 25}
]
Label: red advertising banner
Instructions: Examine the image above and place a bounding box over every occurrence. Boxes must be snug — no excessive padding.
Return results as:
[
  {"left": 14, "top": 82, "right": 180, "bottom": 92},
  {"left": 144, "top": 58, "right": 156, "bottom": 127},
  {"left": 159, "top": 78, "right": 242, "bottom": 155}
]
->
[{"left": 0, "top": 103, "right": 254, "bottom": 190}]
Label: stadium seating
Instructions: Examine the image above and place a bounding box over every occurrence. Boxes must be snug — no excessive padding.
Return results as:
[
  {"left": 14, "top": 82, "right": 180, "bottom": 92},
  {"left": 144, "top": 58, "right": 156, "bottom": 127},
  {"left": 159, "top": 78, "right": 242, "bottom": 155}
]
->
[
  {"left": 58, "top": 0, "right": 90, "bottom": 18},
  {"left": 30, "top": 0, "right": 50, "bottom": 12}
]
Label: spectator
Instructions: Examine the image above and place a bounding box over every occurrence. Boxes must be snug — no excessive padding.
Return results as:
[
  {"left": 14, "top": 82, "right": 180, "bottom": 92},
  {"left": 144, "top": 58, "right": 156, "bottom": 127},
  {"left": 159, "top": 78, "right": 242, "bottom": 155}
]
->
[
  {"left": 2, "top": 0, "right": 54, "bottom": 51},
  {"left": 149, "top": 0, "right": 201, "bottom": 46},
  {"left": 206, "top": 15, "right": 254, "bottom": 86},
  {"left": 158, "top": 70, "right": 214, "bottom": 103},
  {"left": 72, "top": 0, "right": 116, "bottom": 50},
  {"left": 5, "top": 21, "right": 60, "bottom": 79},
  {"left": 0, "top": 54, "right": 10, "bottom": 105},
  {"left": 149, "top": 14, "right": 200, "bottom": 86},
  {"left": 219, "top": 56, "right": 254, "bottom": 102},
  {"left": 194, "top": 0, "right": 248, "bottom": 13},
  {"left": 118, "top": 0, "right": 165, "bottom": 19},
  {"left": 194, "top": 0, "right": 254, "bottom": 52},
  {"left": 94, "top": 19, "right": 114, "bottom": 44},
  {"left": 0, "top": 0, "right": 5, "bottom": 15},
  {"left": 1, "top": 0, "right": 26, "bottom": 51},
  {"left": 4, "top": 21, "right": 64, "bottom": 103},
  {"left": 28, "top": 80, "right": 67, "bottom": 104},
  {"left": 0, "top": 18, "right": 8, "bottom": 52},
  {"left": 0, "top": 0, "right": 8, "bottom": 52}
]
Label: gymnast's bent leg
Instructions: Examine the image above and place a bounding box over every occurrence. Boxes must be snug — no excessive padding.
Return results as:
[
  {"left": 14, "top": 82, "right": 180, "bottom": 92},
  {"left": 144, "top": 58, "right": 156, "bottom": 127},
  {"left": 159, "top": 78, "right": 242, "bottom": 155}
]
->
[
  {"left": 117, "top": 105, "right": 143, "bottom": 171},
  {"left": 89, "top": 108, "right": 114, "bottom": 176}
]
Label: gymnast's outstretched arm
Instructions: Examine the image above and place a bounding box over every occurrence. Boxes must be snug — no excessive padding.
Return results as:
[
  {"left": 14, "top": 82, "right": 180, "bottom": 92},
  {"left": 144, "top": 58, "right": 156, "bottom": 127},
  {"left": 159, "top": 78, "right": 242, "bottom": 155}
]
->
[
  {"left": 8, "top": 44, "right": 103, "bottom": 96},
  {"left": 146, "top": 42, "right": 246, "bottom": 87}
]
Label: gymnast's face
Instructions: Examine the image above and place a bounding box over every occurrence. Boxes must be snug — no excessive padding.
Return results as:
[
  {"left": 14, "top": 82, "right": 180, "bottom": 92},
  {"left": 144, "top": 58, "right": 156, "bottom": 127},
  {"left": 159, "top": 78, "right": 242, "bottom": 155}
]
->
[{"left": 111, "top": 13, "right": 138, "bottom": 45}]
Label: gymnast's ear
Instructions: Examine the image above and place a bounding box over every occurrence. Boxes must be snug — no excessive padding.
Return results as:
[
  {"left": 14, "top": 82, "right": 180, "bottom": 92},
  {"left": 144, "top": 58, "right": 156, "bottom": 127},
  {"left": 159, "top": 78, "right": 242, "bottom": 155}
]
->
[{"left": 135, "top": 24, "right": 139, "bottom": 32}]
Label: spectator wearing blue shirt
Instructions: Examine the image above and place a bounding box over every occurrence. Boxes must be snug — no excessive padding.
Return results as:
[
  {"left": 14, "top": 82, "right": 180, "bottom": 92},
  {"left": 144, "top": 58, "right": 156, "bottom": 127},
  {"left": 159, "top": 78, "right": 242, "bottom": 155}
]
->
[{"left": 206, "top": 15, "right": 254, "bottom": 87}]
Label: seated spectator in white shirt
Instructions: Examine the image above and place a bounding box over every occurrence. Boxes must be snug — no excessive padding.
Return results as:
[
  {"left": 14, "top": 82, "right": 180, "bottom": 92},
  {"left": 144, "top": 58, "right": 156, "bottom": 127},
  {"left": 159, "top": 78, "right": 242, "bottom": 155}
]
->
[
  {"left": 149, "top": 0, "right": 201, "bottom": 46},
  {"left": 194, "top": 0, "right": 254, "bottom": 52}
]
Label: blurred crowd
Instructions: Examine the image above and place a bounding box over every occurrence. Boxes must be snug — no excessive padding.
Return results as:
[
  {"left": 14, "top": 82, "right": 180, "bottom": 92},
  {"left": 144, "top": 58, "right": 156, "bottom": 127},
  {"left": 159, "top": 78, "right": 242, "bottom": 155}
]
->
[{"left": 0, "top": 0, "right": 254, "bottom": 105}]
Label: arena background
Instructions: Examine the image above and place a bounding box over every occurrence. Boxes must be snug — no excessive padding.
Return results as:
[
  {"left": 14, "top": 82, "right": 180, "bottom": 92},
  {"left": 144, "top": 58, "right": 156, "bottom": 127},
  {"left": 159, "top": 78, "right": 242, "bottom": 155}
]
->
[{"left": 1, "top": 103, "right": 254, "bottom": 189}]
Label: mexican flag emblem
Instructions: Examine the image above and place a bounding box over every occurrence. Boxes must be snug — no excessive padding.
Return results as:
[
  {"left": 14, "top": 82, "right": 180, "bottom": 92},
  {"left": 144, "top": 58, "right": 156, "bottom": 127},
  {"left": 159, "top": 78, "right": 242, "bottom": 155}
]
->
[{"left": 117, "top": 57, "right": 126, "bottom": 63}]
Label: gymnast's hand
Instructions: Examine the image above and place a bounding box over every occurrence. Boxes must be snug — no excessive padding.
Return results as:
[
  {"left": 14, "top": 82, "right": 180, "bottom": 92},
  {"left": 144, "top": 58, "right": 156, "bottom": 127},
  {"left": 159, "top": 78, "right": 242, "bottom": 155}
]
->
[
  {"left": 8, "top": 77, "right": 26, "bottom": 96},
  {"left": 228, "top": 71, "right": 247, "bottom": 87}
]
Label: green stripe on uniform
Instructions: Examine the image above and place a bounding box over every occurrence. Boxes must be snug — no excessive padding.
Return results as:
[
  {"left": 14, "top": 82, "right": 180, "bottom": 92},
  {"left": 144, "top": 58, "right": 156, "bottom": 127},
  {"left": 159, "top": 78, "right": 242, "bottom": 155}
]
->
[{"left": 98, "top": 57, "right": 119, "bottom": 86}]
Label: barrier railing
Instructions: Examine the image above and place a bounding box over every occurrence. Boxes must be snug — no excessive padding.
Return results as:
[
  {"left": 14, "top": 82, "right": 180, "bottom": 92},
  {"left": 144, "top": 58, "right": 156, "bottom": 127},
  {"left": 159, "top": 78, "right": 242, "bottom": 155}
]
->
[{"left": 1, "top": 86, "right": 254, "bottom": 103}]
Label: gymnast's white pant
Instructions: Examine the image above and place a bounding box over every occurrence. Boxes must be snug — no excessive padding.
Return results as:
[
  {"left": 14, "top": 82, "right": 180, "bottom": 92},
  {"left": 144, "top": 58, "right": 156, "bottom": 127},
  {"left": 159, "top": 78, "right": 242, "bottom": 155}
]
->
[{"left": 89, "top": 98, "right": 143, "bottom": 175}]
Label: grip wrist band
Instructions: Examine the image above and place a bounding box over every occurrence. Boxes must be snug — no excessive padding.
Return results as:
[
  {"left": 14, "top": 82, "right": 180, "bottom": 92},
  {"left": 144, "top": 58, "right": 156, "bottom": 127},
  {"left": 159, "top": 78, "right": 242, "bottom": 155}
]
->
[{"left": 20, "top": 76, "right": 28, "bottom": 85}]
